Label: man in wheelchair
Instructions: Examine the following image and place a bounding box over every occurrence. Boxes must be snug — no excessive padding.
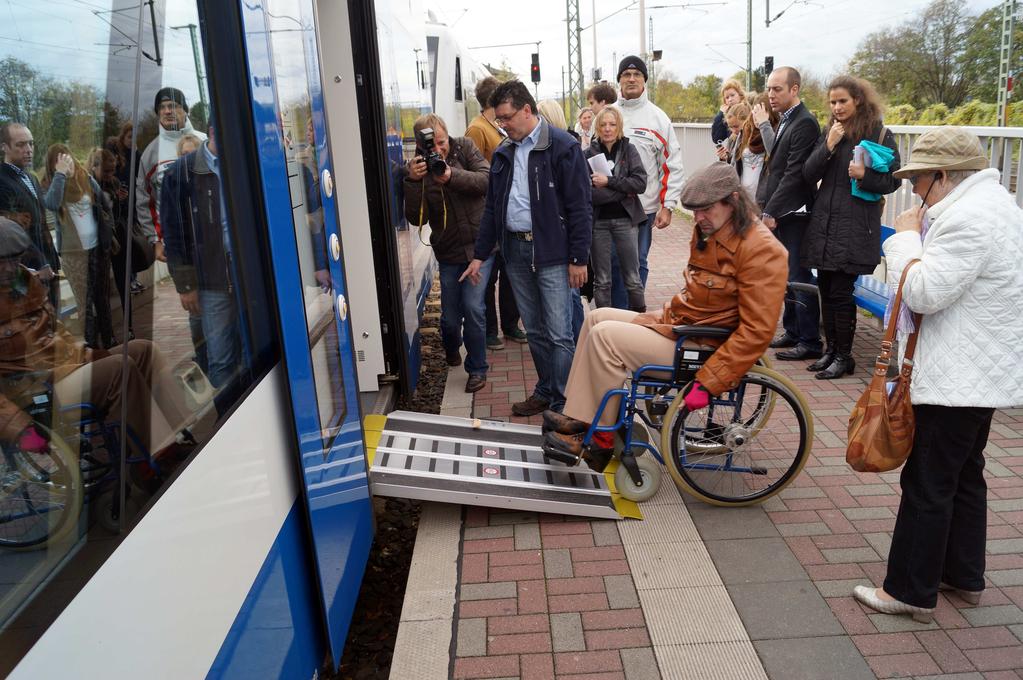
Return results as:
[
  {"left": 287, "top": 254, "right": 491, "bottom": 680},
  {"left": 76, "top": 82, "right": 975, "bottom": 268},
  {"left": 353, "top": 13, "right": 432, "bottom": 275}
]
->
[
  {"left": 543, "top": 162, "right": 788, "bottom": 469},
  {"left": 0, "top": 218, "right": 191, "bottom": 462}
]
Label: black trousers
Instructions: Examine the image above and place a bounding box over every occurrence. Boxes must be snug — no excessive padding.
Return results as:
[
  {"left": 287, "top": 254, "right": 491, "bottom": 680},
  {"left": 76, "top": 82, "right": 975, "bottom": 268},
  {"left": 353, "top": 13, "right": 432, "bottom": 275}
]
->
[
  {"left": 884, "top": 404, "right": 994, "bottom": 608},
  {"left": 484, "top": 251, "right": 520, "bottom": 337},
  {"left": 817, "top": 270, "right": 858, "bottom": 354}
]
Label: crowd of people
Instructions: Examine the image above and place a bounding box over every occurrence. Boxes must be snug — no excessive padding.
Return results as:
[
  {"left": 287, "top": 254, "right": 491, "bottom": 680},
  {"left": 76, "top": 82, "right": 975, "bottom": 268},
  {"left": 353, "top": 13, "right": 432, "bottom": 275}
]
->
[
  {"left": 0, "top": 86, "right": 235, "bottom": 485},
  {"left": 404, "top": 56, "right": 1023, "bottom": 628}
]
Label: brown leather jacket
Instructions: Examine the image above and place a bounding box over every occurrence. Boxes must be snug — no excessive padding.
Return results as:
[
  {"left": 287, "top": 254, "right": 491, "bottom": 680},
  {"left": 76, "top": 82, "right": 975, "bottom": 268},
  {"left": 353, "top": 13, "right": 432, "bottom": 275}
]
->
[
  {"left": 633, "top": 219, "right": 788, "bottom": 395},
  {"left": 0, "top": 269, "right": 97, "bottom": 439}
]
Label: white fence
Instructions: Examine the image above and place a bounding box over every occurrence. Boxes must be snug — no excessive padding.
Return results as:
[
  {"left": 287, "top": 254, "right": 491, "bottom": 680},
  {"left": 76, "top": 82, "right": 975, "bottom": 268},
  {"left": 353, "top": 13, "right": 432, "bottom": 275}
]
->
[{"left": 672, "top": 123, "right": 1023, "bottom": 224}]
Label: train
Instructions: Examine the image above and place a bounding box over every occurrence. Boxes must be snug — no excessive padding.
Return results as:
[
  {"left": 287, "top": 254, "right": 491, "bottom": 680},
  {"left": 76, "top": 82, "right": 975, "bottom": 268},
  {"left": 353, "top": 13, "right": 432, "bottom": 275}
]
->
[{"left": 0, "top": 0, "right": 483, "bottom": 677}]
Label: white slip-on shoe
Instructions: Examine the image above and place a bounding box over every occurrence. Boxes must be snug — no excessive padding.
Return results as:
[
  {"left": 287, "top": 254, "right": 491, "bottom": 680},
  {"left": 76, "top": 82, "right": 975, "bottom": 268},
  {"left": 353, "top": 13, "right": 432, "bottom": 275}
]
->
[
  {"left": 939, "top": 581, "right": 983, "bottom": 605},
  {"left": 852, "top": 586, "right": 935, "bottom": 623}
]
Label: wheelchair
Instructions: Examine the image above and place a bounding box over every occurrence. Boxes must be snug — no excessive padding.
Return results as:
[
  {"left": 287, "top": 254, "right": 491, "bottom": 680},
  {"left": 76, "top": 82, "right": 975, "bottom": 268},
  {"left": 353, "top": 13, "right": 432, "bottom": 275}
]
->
[
  {"left": 543, "top": 314, "right": 814, "bottom": 507},
  {"left": 0, "top": 383, "right": 170, "bottom": 550}
]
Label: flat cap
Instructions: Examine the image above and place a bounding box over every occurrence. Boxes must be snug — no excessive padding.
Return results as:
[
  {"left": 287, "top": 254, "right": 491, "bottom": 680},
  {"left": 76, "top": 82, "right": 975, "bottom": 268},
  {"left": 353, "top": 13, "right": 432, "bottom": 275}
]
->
[
  {"left": 0, "top": 217, "right": 31, "bottom": 259},
  {"left": 893, "top": 127, "right": 988, "bottom": 179},
  {"left": 680, "top": 162, "right": 741, "bottom": 209}
]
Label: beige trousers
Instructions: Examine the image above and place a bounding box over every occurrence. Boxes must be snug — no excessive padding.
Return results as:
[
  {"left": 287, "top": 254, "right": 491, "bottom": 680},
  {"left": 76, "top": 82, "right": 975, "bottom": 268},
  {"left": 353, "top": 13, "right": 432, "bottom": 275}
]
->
[
  {"left": 55, "top": 340, "right": 189, "bottom": 455},
  {"left": 562, "top": 308, "right": 682, "bottom": 426}
]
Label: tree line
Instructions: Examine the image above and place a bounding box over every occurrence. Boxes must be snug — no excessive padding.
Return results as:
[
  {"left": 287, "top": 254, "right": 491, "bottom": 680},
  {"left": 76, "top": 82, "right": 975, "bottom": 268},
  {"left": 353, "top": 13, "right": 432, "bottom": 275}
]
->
[
  {"left": 0, "top": 56, "right": 208, "bottom": 170},
  {"left": 649, "top": 0, "right": 1022, "bottom": 126}
]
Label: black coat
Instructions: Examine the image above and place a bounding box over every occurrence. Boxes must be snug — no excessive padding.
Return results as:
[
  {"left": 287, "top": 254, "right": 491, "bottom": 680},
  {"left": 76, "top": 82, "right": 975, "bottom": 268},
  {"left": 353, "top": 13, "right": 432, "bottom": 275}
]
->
[
  {"left": 0, "top": 165, "right": 59, "bottom": 271},
  {"left": 711, "top": 111, "right": 729, "bottom": 145},
  {"left": 585, "top": 137, "right": 647, "bottom": 226},
  {"left": 756, "top": 102, "right": 820, "bottom": 221},
  {"left": 801, "top": 124, "right": 901, "bottom": 273}
]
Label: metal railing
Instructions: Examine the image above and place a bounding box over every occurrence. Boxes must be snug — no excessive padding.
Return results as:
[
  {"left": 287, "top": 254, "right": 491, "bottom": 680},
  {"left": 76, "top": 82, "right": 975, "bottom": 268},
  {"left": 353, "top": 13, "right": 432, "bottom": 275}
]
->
[{"left": 672, "top": 123, "right": 1023, "bottom": 223}]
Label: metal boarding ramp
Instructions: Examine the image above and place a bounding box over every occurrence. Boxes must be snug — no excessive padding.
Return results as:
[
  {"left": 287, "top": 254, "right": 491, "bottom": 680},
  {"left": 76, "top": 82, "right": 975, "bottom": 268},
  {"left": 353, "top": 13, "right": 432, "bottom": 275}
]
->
[{"left": 363, "top": 411, "right": 641, "bottom": 520}]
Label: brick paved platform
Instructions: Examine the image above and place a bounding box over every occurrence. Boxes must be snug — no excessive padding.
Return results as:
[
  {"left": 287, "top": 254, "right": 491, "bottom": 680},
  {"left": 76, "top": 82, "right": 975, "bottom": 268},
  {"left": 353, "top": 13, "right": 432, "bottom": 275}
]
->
[{"left": 414, "top": 217, "right": 1023, "bottom": 679}]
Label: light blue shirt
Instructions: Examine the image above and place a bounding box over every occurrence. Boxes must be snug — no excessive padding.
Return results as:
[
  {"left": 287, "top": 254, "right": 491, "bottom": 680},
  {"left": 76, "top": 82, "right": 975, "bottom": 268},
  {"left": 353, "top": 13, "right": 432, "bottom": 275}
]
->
[
  {"left": 202, "top": 142, "right": 232, "bottom": 256},
  {"left": 506, "top": 118, "right": 543, "bottom": 233}
]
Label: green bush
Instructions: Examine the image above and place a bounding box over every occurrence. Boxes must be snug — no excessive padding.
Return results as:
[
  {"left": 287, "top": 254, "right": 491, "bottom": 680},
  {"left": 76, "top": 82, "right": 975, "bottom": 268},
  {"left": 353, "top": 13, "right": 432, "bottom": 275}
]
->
[
  {"left": 916, "top": 103, "right": 950, "bottom": 125},
  {"left": 945, "top": 100, "right": 997, "bottom": 126},
  {"left": 885, "top": 104, "right": 918, "bottom": 125}
]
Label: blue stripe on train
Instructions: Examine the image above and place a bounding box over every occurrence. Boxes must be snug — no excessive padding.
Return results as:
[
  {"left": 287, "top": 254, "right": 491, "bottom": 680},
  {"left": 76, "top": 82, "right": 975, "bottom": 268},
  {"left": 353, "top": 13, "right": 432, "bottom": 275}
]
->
[{"left": 206, "top": 501, "right": 324, "bottom": 680}]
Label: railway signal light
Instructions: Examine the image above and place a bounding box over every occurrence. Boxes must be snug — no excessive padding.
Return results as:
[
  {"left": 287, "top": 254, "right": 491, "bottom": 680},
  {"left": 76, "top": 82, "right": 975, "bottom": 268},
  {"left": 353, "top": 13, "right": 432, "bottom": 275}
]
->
[
  {"left": 531, "top": 53, "right": 541, "bottom": 83},
  {"left": 764, "top": 56, "right": 774, "bottom": 74}
]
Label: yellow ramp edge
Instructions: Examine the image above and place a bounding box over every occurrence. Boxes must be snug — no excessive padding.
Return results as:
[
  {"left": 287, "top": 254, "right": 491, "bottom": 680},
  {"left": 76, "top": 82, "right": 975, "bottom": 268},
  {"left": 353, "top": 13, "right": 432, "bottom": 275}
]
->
[
  {"left": 363, "top": 414, "right": 388, "bottom": 467},
  {"left": 604, "top": 460, "right": 643, "bottom": 520}
]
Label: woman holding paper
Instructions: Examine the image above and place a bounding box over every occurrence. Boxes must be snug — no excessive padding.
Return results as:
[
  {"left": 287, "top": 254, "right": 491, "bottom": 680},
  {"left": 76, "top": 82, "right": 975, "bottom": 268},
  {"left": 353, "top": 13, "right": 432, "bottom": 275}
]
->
[
  {"left": 585, "top": 106, "right": 647, "bottom": 311},
  {"left": 801, "top": 76, "right": 900, "bottom": 379}
]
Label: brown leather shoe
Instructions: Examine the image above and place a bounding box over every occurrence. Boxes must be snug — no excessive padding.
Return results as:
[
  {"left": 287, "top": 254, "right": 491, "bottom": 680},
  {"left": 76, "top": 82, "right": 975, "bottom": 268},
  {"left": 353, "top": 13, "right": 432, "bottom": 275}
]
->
[
  {"left": 543, "top": 430, "right": 584, "bottom": 457},
  {"left": 542, "top": 410, "right": 589, "bottom": 435},
  {"left": 465, "top": 374, "right": 487, "bottom": 393},
  {"left": 512, "top": 395, "right": 550, "bottom": 417}
]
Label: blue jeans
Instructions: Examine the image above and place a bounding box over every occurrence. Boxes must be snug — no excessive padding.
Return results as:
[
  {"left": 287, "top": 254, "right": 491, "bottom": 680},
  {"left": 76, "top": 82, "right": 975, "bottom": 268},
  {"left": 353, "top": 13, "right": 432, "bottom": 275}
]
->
[
  {"left": 439, "top": 256, "right": 494, "bottom": 376},
  {"left": 198, "top": 289, "right": 240, "bottom": 389},
  {"left": 610, "top": 212, "right": 654, "bottom": 309},
  {"left": 775, "top": 216, "right": 821, "bottom": 349},
  {"left": 571, "top": 289, "right": 584, "bottom": 343},
  {"left": 501, "top": 234, "right": 575, "bottom": 410}
]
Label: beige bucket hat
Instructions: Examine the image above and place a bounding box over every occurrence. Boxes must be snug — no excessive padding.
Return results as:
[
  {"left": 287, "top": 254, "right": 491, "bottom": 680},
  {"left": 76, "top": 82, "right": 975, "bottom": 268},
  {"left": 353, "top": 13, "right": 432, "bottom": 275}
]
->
[{"left": 893, "top": 127, "right": 989, "bottom": 179}]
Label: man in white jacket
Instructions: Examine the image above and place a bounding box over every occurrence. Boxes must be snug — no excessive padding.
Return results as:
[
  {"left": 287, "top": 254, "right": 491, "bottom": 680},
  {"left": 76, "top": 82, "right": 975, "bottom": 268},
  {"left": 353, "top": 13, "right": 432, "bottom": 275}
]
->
[
  {"left": 614, "top": 55, "right": 684, "bottom": 300},
  {"left": 136, "top": 87, "right": 208, "bottom": 371},
  {"left": 853, "top": 127, "right": 1023, "bottom": 624},
  {"left": 136, "top": 87, "right": 207, "bottom": 263}
]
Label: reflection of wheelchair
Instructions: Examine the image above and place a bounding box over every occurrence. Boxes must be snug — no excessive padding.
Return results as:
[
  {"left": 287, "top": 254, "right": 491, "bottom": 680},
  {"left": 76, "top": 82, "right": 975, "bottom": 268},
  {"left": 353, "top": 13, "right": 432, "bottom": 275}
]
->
[
  {"left": 0, "top": 383, "right": 170, "bottom": 550},
  {"left": 544, "top": 309, "right": 814, "bottom": 507}
]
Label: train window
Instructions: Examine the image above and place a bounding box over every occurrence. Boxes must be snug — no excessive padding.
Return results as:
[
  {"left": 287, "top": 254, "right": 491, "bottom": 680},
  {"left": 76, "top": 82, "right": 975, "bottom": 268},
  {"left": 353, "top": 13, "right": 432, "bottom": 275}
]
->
[
  {"left": 454, "top": 57, "right": 463, "bottom": 102},
  {"left": 265, "top": 0, "right": 346, "bottom": 446},
  {"left": 0, "top": 1, "right": 276, "bottom": 671}
]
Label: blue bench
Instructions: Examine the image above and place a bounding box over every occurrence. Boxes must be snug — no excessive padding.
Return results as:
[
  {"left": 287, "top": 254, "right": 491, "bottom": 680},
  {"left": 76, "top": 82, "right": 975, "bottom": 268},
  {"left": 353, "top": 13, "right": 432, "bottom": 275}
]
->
[{"left": 851, "top": 225, "right": 896, "bottom": 319}]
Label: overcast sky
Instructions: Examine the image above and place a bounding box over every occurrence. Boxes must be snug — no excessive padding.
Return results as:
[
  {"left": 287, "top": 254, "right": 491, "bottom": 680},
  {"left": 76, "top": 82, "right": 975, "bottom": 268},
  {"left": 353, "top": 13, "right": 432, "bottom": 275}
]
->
[{"left": 427, "top": 0, "right": 1000, "bottom": 99}]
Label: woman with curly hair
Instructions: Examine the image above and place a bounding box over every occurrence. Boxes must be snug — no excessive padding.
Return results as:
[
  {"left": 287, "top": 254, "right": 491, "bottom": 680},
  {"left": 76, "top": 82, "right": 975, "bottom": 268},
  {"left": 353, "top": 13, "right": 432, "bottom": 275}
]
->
[{"left": 801, "top": 75, "right": 900, "bottom": 378}]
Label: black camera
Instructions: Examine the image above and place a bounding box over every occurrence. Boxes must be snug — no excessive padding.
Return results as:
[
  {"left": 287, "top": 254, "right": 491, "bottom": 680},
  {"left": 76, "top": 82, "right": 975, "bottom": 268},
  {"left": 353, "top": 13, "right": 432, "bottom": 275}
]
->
[{"left": 415, "top": 127, "right": 447, "bottom": 176}]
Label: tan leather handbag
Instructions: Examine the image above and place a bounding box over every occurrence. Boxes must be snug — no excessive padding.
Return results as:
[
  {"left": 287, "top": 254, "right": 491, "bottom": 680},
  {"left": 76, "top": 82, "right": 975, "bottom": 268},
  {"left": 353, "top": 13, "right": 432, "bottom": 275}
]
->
[{"left": 846, "top": 260, "right": 921, "bottom": 473}]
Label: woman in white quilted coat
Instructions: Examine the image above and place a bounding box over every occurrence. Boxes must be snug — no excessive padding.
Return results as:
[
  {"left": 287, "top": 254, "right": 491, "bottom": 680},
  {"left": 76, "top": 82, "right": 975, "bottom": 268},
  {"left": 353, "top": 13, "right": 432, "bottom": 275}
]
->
[{"left": 853, "top": 128, "right": 1023, "bottom": 623}]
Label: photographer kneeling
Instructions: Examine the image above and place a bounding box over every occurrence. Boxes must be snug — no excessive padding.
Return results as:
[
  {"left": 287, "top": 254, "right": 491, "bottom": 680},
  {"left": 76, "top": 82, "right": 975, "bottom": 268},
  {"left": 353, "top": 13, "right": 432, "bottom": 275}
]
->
[{"left": 404, "top": 114, "right": 493, "bottom": 392}]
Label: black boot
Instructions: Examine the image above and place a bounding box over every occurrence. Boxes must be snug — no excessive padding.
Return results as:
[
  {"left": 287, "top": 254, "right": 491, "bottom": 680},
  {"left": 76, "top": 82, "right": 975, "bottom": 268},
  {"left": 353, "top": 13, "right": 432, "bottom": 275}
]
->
[
  {"left": 815, "top": 354, "right": 855, "bottom": 379},
  {"left": 816, "top": 308, "right": 856, "bottom": 379},
  {"left": 808, "top": 304, "right": 836, "bottom": 372}
]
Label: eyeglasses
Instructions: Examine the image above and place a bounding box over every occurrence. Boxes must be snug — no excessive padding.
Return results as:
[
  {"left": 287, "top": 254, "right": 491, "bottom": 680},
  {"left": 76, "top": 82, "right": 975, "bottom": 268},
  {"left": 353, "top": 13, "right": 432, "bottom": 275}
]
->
[
  {"left": 908, "top": 173, "right": 940, "bottom": 187},
  {"left": 494, "top": 107, "right": 522, "bottom": 124}
]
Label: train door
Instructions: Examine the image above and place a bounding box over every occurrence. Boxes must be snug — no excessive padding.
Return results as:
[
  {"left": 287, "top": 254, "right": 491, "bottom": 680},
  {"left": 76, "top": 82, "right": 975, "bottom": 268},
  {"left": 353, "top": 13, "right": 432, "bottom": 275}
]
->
[{"left": 238, "top": 0, "right": 372, "bottom": 669}]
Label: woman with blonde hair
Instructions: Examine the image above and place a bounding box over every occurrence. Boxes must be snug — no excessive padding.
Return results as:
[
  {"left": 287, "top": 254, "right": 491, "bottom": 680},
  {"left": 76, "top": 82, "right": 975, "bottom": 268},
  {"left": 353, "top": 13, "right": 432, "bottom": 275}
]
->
[
  {"left": 575, "top": 107, "right": 594, "bottom": 148},
  {"left": 729, "top": 93, "right": 777, "bottom": 197},
  {"left": 585, "top": 106, "right": 647, "bottom": 311},
  {"left": 537, "top": 99, "right": 573, "bottom": 137},
  {"left": 41, "top": 144, "right": 115, "bottom": 348},
  {"left": 711, "top": 78, "right": 746, "bottom": 144}
]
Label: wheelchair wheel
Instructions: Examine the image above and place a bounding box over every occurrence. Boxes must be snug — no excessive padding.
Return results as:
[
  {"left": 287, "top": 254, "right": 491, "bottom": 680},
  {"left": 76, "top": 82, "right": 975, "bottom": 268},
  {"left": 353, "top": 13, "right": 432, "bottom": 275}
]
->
[
  {"left": 643, "top": 355, "right": 774, "bottom": 433},
  {"left": 614, "top": 455, "right": 662, "bottom": 502},
  {"left": 0, "top": 425, "right": 83, "bottom": 550},
  {"left": 660, "top": 365, "right": 813, "bottom": 506}
]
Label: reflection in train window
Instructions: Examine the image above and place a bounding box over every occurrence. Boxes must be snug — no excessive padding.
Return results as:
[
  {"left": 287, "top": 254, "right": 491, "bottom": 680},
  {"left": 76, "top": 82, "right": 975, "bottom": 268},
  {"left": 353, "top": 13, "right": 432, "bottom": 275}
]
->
[
  {"left": 0, "top": 1, "right": 275, "bottom": 672},
  {"left": 266, "top": 0, "right": 346, "bottom": 448}
]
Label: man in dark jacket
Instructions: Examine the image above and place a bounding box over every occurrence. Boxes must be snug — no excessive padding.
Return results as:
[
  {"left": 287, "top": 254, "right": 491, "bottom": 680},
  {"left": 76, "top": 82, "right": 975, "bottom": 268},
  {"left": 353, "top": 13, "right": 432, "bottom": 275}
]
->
[
  {"left": 463, "top": 80, "right": 593, "bottom": 415},
  {"left": 0, "top": 122, "right": 60, "bottom": 304},
  {"left": 160, "top": 127, "right": 239, "bottom": 391},
  {"left": 757, "top": 67, "right": 822, "bottom": 360},
  {"left": 405, "top": 113, "right": 492, "bottom": 393}
]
